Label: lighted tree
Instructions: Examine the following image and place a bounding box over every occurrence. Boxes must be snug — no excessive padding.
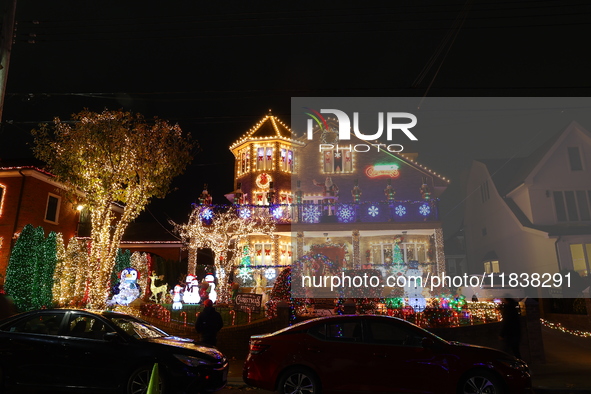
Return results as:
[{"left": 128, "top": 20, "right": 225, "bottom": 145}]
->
[
  {"left": 130, "top": 251, "right": 149, "bottom": 300},
  {"left": 391, "top": 241, "right": 405, "bottom": 276},
  {"left": 5, "top": 224, "right": 44, "bottom": 311},
  {"left": 32, "top": 109, "right": 194, "bottom": 309},
  {"left": 53, "top": 237, "right": 90, "bottom": 307},
  {"left": 34, "top": 231, "right": 58, "bottom": 309},
  {"left": 51, "top": 234, "right": 67, "bottom": 305},
  {"left": 174, "top": 205, "right": 275, "bottom": 304}
]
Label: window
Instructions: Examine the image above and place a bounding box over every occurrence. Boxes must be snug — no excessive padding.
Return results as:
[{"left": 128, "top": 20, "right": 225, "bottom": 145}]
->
[
  {"left": 366, "top": 321, "right": 423, "bottom": 346},
  {"left": 553, "top": 190, "right": 591, "bottom": 222},
  {"left": 45, "top": 194, "right": 61, "bottom": 224},
  {"left": 322, "top": 149, "right": 353, "bottom": 173},
  {"left": 483, "top": 260, "right": 500, "bottom": 274},
  {"left": 254, "top": 243, "right": 273, "bottom": 265},
  {"left": 4, "top": 312, "right": 64, "bottom": 335},
  {"left": 67, "top": 314, "right": 114, "bottom": 340},
  {"left": 480, "top": 181, "right": 490, "bottom": 203},
  {"left": 570, "top": 244, "right": 591, "bottom": 277},
  {"left": 313, "top": 321, "right": 362, "bottom": 342},
  {"left": 239, "top": 148, "right": 250, "bottom": 175},
  {"left": 280, "top": 148, "right": 294, "bottom": 172},
  {"left": 568, "top": 147, "right": 583, "bottom": 171},
  {"left": 279, "top": 192, "right": 293, "bottom": 204},
  {"left": 256, "top": 147, "right": 274, "bottom": 170},
  {"left": 370, "top": 240, "right": 429, "bottom": 266},
  {"left": 0, "top": 184, "right": 5, "bottom": 216}
]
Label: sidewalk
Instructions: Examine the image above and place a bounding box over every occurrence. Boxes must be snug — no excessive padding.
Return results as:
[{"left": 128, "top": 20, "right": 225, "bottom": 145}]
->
[{"left": 529, "top": 325, "right": 591, "bottom": 393}]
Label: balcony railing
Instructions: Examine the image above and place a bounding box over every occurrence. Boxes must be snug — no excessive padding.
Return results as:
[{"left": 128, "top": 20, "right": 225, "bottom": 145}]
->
[{"left": 234, "top": 200, "right": 439, "bottom": 224}]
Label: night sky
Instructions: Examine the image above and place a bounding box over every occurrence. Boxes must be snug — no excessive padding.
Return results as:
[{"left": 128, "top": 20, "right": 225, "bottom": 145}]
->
[{"left": 2, "top": 0, "right": 591, "bottom": 236}]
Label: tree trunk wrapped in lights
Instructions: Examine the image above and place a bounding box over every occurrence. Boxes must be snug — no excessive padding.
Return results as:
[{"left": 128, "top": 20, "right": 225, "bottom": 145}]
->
[
  {"left": 33, "top": 109, "right": 194, "bottom": 310},
  {"left": 173, "top": 205, "right": 276, "bottom": 304}
]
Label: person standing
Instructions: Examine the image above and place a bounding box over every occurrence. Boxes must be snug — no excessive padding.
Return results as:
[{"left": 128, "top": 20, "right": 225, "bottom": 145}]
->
[
  {"left": 195, "top": 299, "right": 223, "bottom": 346},
  {"left": 499, "top": 297, "right": 522, "bottom": 359}
]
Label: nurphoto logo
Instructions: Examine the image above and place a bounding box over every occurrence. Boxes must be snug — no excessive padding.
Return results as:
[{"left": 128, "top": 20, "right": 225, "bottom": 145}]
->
[{"left": 304, "top": 108, "right": 418, "bottom": 141}]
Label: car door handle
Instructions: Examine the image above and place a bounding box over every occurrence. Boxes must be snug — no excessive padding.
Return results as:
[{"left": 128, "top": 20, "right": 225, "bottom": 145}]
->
[
  {"left": 307, "top": 347, "right": 321, "bottom": 353},
  {"left": 372, "top": 352, "right": 387, "bottom": 358}
]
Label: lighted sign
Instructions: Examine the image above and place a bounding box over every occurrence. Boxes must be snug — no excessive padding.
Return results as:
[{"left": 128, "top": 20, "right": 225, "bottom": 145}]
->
[{"left": 365, "top": 164, "right": 400, "bottom": 178}]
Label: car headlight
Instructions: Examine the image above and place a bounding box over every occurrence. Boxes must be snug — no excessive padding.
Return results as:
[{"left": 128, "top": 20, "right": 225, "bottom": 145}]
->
[
  {"left": 498, "top": 358, "right": 528, "bottom": 371},
  {"left": 174, "top": 354, "right": 212, "bottom": 367}
]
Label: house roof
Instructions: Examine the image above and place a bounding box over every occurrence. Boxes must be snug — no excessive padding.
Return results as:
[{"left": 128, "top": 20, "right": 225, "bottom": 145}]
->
[
  {"left": 478, "top": 121, "right": 591, "bottom": 237},
  {"left": 478, "top": 121, "right": 580, "bottom": 197},
  {"left": 229, "top": 111, "right": 304, "bottom": 151}
]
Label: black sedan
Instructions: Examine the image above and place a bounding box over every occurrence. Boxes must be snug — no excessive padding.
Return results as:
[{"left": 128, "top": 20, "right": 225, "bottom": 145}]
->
[{"left": 0, "top": 308, "right": 228, "bottom": 393}]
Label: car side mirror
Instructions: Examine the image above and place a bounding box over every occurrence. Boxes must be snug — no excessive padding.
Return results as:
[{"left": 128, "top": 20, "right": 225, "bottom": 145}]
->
[
  {"left": 104, "top": 332, "right": 121, "bottom": 342},
  {"left": 421, "top": 337, "right": 435, "bottom": 348}
]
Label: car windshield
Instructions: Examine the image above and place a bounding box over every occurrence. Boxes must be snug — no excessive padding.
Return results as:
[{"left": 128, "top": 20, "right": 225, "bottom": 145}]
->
[{"left": 108, "top": 316, "right": 168, "bottom": 339}]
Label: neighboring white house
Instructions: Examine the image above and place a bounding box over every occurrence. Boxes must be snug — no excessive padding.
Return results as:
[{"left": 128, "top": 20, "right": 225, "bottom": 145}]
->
[{"left": 463, "top": 121, "right": 591, "bottom": 289}]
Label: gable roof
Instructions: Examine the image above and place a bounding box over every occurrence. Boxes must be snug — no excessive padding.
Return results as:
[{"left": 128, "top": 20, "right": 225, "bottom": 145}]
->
[
  {"left": 230, "top": 111, "right": 304, "bottom": 151},
  {"left": 478, "top": 121, "right": 588, "bottom": 197},
  {"left": 477, "top": 121, "right": 591, "bottom": 237}
]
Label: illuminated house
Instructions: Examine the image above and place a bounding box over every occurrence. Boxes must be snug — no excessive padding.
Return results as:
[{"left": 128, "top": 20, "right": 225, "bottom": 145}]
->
[
  {"left": 463, "top": 121, "right": 591, "bottom": 284},
  {"left": 228, "top": 113, "right": 450, "bottom": 299}
]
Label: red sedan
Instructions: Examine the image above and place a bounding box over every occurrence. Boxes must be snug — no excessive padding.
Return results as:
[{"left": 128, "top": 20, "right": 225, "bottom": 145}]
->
[{"left": 243, "top": 315, "right": 531, "bottom": 394}]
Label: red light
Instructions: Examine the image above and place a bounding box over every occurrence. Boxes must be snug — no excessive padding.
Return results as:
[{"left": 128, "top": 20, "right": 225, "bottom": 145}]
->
[{"left": 249, "top": 343, "right": 270, "bottom": 355}]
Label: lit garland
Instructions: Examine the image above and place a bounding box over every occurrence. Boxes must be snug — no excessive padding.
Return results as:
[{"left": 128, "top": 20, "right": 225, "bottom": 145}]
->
[
  {"left": 541, "top": 318, "right": 591, "bottom": 338},
  {"left": 173, "top": 204, "right": 276, "bottom": 304}
]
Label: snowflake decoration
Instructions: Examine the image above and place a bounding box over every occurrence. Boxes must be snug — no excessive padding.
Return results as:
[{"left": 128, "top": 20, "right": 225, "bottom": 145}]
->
[
  {"left": 272, "top": 206, "right": 284, "bottom": 219},
  {"left": 264, "top": 268, "right": 277, "bottom": 280},
  {"left": 303, "top": 205, "right": 321, "bottom": 223},
  {"left": 236, "top": 267, "right": 252, "bottom": 281},
  {"left": 239, "top": 208, "right": 252, "bottom": 219},
  {"left": 395, "top": 205, "right": 406, "bottom": 217},
  {"left": 368, "top": 205, "right": 379, "bottom": 217},
  {"left": 200, "top": 208, "right": 214, "bottom": 220},
  {"left": 337, "top": 205, "right": 355, "bottom": 223},
  {"left": 419, "top": 203, "right": 431, "bottom": 216}
]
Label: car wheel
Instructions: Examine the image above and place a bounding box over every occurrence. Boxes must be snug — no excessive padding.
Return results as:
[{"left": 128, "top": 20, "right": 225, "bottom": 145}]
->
[
  {"left": 127, "top": 365, "right": 164, "bottom": 394},
  {"left": 458, "top": 370, "right": 504, "bottom": 394},
  {"left": 277, "top": 367, "right": 320, "bottom": 394}
]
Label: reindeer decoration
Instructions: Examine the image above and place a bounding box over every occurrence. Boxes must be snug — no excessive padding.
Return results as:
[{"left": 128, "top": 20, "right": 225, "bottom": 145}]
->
[{"left": 149, "top": 272, "right": 168, "bottom": 304}]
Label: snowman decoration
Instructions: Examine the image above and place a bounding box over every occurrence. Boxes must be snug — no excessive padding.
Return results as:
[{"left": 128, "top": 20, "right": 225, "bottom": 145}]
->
[
  {"left": 183, "top": 275, "right": 201, "bottom": 304},
  {"left": 172, "top": 284, "right": 184, "bottom": 310},
  {"left": 109, "top": 268, "right": 140, "bottom": 306},
  {"left": 404, "top": 260, "right": 426, "bottom": 312},
  {"left": 204, "top": 274, "right": 217, "bottom": 304}
]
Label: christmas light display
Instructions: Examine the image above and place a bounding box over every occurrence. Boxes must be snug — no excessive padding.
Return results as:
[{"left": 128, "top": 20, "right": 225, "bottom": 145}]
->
[
  {"left": 541, "top": 318, "right": 591, "bottom": 338},
  {"left": 32, "top": 109, "right": 193, "bottom": 309},
  {"left": 5, "top": 225, "right": 45, "bottom": 311},
  {"left": 174, "top": 205, "right": 276, "bottom": 304},
  {"left": 51, "top": 233, "right": 67, "bottom": 305},
  {"left": 108, "top": 268, "right": 140, "bottom": 306}
]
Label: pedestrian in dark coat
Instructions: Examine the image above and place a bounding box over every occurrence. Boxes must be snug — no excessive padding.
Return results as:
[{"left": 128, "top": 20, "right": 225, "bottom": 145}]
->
[
  {"left": 499, "top": 297, "right": 522, "bottom": 359},
  {"left": 195, "top": 299, "right": 223, "bottom": 346}
]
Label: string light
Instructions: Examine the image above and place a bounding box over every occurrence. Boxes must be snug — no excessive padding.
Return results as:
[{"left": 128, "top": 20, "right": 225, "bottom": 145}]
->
[
  {"left": 31, "top": 109, "right": 193, "bottom": 310},
  {"left": 541, "top": 318, "right": 591, "bottom": 338},
  {"left": 173, "top": 205, "right": 276, "bottom": 304}
]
